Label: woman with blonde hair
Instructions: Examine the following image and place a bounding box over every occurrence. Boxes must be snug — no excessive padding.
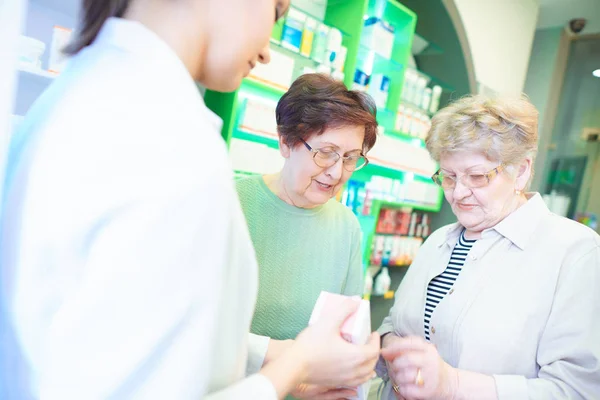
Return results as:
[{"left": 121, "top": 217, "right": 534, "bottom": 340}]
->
[{"left": 376, "top": 95, "right": 600, "bottom": 399}]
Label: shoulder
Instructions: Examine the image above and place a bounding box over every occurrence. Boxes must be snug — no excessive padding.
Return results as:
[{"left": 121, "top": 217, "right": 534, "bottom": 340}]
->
[
  {"left": 537, "top": 213, "right": 600, "bottom": 253},
  {"left": 321, "top": 201, "right": 363, "bottom": 246},
  {"left": 235, "top": 176, "right": 263, "bottom": 199},
  {"left": 323, "top": 199, "right": 360, "bottom": 228}
]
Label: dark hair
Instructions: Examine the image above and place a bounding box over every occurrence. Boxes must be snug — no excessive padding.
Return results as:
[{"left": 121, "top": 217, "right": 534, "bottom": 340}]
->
[
  {"left": 64, "top": 0, "right": 130, "bottom": 55},
  {"left": 276, "top": 73, "right": 378, "bottom": 152}
]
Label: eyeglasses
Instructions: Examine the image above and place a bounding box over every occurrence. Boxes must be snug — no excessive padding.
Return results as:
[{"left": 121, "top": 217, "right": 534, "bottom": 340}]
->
[
  {"left": 432, "top": 164, "right": 505, "bottom": 189},
  {"left": 300, "top": 138, "right": 368, "bottom": 172}
]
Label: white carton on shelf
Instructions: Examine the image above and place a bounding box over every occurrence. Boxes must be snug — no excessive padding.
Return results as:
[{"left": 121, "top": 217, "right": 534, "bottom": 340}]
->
[
  {"left": 48, "top": 26, "right": 73, "bottom": 74},
  {"left": 361, "top": 17, "right": 395, "bottom": 60},
  {"left": 249, "top": 48, "right": 295, "bottom": 89},
  {"left": 308, "top": 291, "right": 371, "bottom": 400}
]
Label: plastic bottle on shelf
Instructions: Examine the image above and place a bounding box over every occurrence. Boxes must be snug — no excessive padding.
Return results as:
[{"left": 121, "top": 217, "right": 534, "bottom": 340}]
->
[
  {"left": 421, "top": 87, "right": 432, "bottom": 112},
  {"left": 372, "top": 235, "right": 385, "bottom": 266},
  {"left": 395, "top": 105, "right": 405, "bottom": 132},
  {"left": 430, "top": 85, "right": 442, "bottom": 114},
  {"left": 402, "top": 108, "right": 413, "bottom": 134},
  {"left": 408, "top": 212, "right": 418, "bottom": 237},
  {"left": 281, "top": 8, "right": 306, "bottom": 52},
  {"left": 352, "top": 69, "right": 369, "bottom": 92},
  {"left": 422, "top": 214, "right": 430, "bottom": 237},
  {"left": 373, "top": 266, "right": 391, "bottom": 296},
  {"left": 363, "top": 272, "right": 373, "bottom": 298},
  {"left": 19, "top": 35, "right": 45, "bottom": 70},
  {"left": 422, "top": 115, "right": 432, "bottom": 139},
  {"left": 311, "top": 23, "right": 330, "bottom": 63},
  {"left": 410, "top": 111, "right": 420, "bottom": 137},
  {"left": 48, "top": 26, "right": 73, "bottom": 74},
  {"left": 334, "top": 46, "right": 347, "bottom": 72},
  {"left": 354, "top": 182, "right": 367, "bottom": 216},
  {"left": 300, "top": 17, "right": 317, "bottom": 57},
  {"left": 368, "top": 73, "right": 391, "bottom": 109},
  {"left": 362, "top": 181, "right": 374, "bottom": 216},
  {"left": 402, "top": 70, "right": 416, "bottom": 103},
  {"left": 325, "top": 27, "right": 343, "bottom": 67},
  {"left": 413, "top": 75, "right": 427, "bottom": 106}
]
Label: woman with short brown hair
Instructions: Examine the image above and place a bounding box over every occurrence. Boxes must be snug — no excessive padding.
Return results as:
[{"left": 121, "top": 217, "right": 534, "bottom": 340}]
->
[{"left": 239, "top": 73, "right": 379, "bottom": 398}]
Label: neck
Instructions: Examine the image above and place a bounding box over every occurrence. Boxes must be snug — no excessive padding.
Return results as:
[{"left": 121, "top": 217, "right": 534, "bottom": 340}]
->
[
  {"left": 124, "top": 0, "right": 206, "bottom": 80},
  {"left": 264, "top": 172, "right": 317, "bottom": 209},
  {"left": 464, "top": 192, "right": 528, "bottom": 240}
]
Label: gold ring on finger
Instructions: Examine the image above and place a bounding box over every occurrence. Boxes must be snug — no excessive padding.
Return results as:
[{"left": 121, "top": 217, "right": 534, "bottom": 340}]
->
[
  {"left": 415, "top": 368, "right": 424, "bottom": 386},
  {"left": 393, "top": 384, "right": 400, "bottom": 393}
]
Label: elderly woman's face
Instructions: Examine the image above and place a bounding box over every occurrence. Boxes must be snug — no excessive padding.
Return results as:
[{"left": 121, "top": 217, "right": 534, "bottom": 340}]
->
[
  {"left": 281, "top": 125, "right": 365, "bottom": 208},
  {"left": 440, "top": 151, "right": 526, "bottom": 233}
]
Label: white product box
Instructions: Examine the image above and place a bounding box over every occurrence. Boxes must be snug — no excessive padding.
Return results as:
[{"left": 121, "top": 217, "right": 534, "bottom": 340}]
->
[
  {"left": 249, "top": 48, "right": 295, "bottom": 89},
  {"left": 308, "top": 291, "right": 371, "bottom": 400},
  {"left": 362, "top": 17, "right": 395, "bottom": 60},
  {"left": 48, "top": 26, "right": 73, "bottom": 74}
]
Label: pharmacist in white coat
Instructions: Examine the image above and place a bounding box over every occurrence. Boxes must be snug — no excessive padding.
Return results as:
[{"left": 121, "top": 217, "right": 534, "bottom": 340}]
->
[
  {"left": 0, "top": 0, "right": 380, "bottom": 399},
  {"left": 376, "top": 95, "right": 600, "bottom": 400}
]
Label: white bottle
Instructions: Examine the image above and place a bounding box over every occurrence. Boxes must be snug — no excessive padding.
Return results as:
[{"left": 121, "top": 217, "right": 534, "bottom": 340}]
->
[
  {"left": 374, "top": 267, "right": 391, "bottom": 295},
  {"left": 430, "top": 85, "right": 442, "bottom": 113},
  {"left": 325, "top": 27, "right": 343, "bottom": 67},
  {"left": 364, "top": 272, "right": 373, "bottom": 297},
  {"left": 422, "top": 87, "right": 432, "bottom": 111}
]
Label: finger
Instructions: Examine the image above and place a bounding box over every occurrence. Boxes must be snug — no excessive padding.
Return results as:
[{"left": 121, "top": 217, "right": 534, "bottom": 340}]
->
[
  {"left": 392, "top": 351, "right": 425, "bottom": 371},
  {"left": 292, "top": 384, "right": 331, "bottom": 398},
  {"left": 397, "top": 383, "right": 425, "bottom": 400},
  {"left": 381, "top": 336, "right": 430, "bottom": 360},
  {"left": 355, "top": 332, "right": 381, "bottom": 365},
  {"left": 314, "top": 388, "right": 358, "bottom": 400},
  {"left": 391, "top": 366, "right": 419, "bottom": 386}
]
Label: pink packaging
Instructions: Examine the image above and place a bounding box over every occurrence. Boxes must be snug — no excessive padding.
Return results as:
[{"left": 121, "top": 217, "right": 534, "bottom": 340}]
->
[{"left": 308, "top": 292, "right": 372, "bottom": 400}]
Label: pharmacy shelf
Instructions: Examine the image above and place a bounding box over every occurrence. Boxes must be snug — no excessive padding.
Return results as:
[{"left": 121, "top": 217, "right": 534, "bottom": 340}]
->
[
  {"left": 242, "top": 76, "right": 288, "bottom": 99},
  {"left": 14, "top": 66, "right": 57, "bottom": 116},
  {"left": 412, "top": 32, "right": 444, "bottom": 56},
  {"left": 373, "top": 199, "right": 440, "bottom": 214},
  {"left": 31, "top": 0, "right": 79, "bottom": 17},
  {"left": 369, "top": 263, "right": 410, "bottom": 268},
  {"left": 367, "top": 157, "right": 433, "bottom": 179},
  {"left": 400, "top": 100, "right": 435, "bottom": 117},
  {"left": 232, "top": 126, "right": 279, "bottom": 149},
  {"left": 357, "top": 44, "right": 404, "bottom": 76},
  {"left": 18, "top": 66, "right": 56, "bottom": 82},
  {"left": 408, "top": 67, "right": 454, "bottom": 93},
  {"left": 384, "top": 130, "right": 425, "bottom": 147}
]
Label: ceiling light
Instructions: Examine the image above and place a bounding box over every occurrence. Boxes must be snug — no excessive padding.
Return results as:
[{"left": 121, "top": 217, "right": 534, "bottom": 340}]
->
[{"left": 593, "top": 69, "right": 600, "bottom": 78}]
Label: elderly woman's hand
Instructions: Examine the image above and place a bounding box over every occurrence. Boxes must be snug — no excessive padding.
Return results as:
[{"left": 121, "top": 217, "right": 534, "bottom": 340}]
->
[{"left": 381, "top": 335, "right": 458, "bottom": 400}]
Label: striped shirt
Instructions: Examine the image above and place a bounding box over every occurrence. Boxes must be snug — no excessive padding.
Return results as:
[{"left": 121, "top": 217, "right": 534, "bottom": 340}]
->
[{"left": 424, "top": 230, "right": 476, "bottom": 340}]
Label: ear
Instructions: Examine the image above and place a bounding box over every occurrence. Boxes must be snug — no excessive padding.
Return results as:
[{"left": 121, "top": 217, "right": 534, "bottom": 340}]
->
[
  {"left": 279, "top": 135, "right": 291, "bottom": 159},
  {"left": 515, "top": 157, "right": 532, "bottom": 191}
]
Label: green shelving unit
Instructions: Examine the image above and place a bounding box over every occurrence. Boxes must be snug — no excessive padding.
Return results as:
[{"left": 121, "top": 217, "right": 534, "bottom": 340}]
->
[{"left": 203, "top": 0, "right": 443, "bottom": 270}]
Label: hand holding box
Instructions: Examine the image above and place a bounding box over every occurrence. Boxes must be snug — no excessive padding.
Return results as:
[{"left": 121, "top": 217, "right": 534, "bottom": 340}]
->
[{"left": 308, "top": 292, "right": 372, "bottom": 400}]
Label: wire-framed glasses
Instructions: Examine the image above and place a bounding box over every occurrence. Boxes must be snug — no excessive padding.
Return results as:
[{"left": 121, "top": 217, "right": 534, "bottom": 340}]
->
[
  {"left": 300, "top": 138, "right": 368, "bottom": 172},
  {"left": 431, "top": 164, "right": 505, "bottom": 189}
]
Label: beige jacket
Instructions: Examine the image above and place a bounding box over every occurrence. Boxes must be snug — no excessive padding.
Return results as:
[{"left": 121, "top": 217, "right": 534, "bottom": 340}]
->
[{"left": 377, "top": 193, "right": 600, "bottom": 399}]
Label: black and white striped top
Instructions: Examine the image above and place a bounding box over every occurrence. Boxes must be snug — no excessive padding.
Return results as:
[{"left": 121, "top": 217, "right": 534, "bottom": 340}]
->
[{"left": 424, "top": 230, "right": 476, "bottom": 341}]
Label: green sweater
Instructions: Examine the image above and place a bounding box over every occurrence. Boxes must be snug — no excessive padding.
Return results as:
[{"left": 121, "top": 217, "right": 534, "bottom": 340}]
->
[{"left": 236, "top": 176, "right": 364, "bottom": 341}]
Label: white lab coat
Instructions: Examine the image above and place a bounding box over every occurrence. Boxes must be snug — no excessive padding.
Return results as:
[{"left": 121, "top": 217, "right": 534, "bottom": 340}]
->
[{"left": 1, "top": 17, "right": 276, "bottom": 399}]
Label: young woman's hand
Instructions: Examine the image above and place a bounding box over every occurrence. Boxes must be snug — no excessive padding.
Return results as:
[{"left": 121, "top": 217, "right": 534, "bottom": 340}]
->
[
  {"left": 291, "top": 383, "right": 357, "bottom": 399},
  {"left": 293, "top": 298, "right": 380, "bottom": 388}
]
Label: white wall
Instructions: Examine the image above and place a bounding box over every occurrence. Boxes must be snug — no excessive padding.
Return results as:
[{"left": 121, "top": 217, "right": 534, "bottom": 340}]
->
[{"left": 453, "top": 0, "right": 540, "bottom": 95}]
